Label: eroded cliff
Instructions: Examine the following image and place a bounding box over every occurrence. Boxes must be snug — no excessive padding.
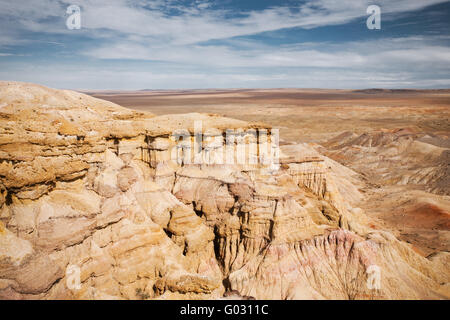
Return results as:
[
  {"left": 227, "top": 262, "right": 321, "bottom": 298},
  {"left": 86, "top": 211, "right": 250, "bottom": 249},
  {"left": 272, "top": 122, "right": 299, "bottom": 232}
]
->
[{"left": 0, "top": 82, "right": 448, "bottom": 300}]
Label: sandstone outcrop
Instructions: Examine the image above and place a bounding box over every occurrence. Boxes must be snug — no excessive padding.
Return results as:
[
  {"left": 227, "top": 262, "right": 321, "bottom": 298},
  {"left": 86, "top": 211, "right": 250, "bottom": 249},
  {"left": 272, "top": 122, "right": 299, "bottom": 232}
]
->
[{"left": 0, "top": 82, "right": 448, "bottom": 299}]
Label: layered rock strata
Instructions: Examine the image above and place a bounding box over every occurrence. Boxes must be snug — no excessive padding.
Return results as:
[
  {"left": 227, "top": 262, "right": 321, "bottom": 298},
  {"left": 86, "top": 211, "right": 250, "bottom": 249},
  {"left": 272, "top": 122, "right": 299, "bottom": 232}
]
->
[{"left": 0, "top": 82, "right": 448, "bottom": 300}]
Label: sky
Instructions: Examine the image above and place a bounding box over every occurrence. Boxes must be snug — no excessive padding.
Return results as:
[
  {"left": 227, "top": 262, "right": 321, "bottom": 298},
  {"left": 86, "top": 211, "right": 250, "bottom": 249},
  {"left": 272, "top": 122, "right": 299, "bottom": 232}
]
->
[{"left": 0, "top": 0, "right": 449, "bottom": 90}]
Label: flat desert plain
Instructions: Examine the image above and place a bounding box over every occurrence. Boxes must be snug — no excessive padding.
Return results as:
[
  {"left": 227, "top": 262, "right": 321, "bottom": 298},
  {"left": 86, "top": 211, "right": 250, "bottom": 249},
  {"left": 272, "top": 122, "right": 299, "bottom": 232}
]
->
[{"left": 89, "top": 88, "right": 450, "bottom": 256}]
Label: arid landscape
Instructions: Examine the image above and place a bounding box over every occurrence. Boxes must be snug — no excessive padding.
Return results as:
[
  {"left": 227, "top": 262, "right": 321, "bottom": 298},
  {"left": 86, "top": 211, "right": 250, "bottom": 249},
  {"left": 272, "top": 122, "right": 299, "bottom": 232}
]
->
[
  {"left": 0, "top": 81, "right": 448, "bottom": 300},
  {"left": 90, "top": 88, "right": 450, "bottom": 256},
  {"left": 1, "top": 0, "right": 449, "bottom": 308}
]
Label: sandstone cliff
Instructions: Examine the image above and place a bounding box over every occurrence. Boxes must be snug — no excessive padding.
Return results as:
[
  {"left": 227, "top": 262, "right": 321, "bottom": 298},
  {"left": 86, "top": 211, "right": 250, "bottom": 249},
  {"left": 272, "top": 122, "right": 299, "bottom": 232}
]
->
[{"left": 0, "top": 82, "right": 448, "bottom": 299}]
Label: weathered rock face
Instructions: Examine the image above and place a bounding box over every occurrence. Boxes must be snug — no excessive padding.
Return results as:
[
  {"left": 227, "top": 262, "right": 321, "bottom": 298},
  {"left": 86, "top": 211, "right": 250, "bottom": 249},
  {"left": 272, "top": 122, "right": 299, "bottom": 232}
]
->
[
  {"left": 321, "top": 129, "right": 450, "bottom": 195},
  {"left": 0, "top": 82, "right": 448, "bottom": 300}
]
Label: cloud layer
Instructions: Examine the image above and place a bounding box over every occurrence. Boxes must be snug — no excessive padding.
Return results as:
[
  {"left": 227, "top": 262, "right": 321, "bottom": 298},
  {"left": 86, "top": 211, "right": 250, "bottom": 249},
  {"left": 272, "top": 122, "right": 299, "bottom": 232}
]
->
[{"left": 0, "top": 0, "right": 449, "bottom": 89}]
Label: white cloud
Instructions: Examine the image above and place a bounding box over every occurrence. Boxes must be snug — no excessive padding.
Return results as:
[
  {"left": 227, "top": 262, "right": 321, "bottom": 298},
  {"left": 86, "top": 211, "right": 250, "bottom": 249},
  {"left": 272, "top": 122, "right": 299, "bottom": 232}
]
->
[
  {"left": 82, "top": 36, "right": 450, "bottom": 71},
  {"left": 2, "top": 60, "right": 448, "bottom": 90},
  {"left": 0, "top": 0, "right": 449, "bottom": 89},
  {"left": 1, "top": 0, "right": 449, "bottom": 44}
]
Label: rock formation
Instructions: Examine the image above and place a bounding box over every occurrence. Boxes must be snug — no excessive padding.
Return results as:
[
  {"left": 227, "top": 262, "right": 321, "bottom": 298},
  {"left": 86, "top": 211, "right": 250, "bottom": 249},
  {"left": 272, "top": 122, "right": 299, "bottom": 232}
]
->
[
  {"left": 321, "top": 129, "right": 449, "bottom": 195},
  {"left": 320, "top": 129, "right": 450, "bottom": 256},
  {"left": 0, "top": 82, "right": 448, "bottom": 299}
]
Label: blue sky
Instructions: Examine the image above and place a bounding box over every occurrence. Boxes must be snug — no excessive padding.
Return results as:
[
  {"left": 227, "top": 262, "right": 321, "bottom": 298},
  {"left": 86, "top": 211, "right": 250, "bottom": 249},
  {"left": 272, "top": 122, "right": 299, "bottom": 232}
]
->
[{"left": 0, "top": 0, "right": 449, "bottom": 89}]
